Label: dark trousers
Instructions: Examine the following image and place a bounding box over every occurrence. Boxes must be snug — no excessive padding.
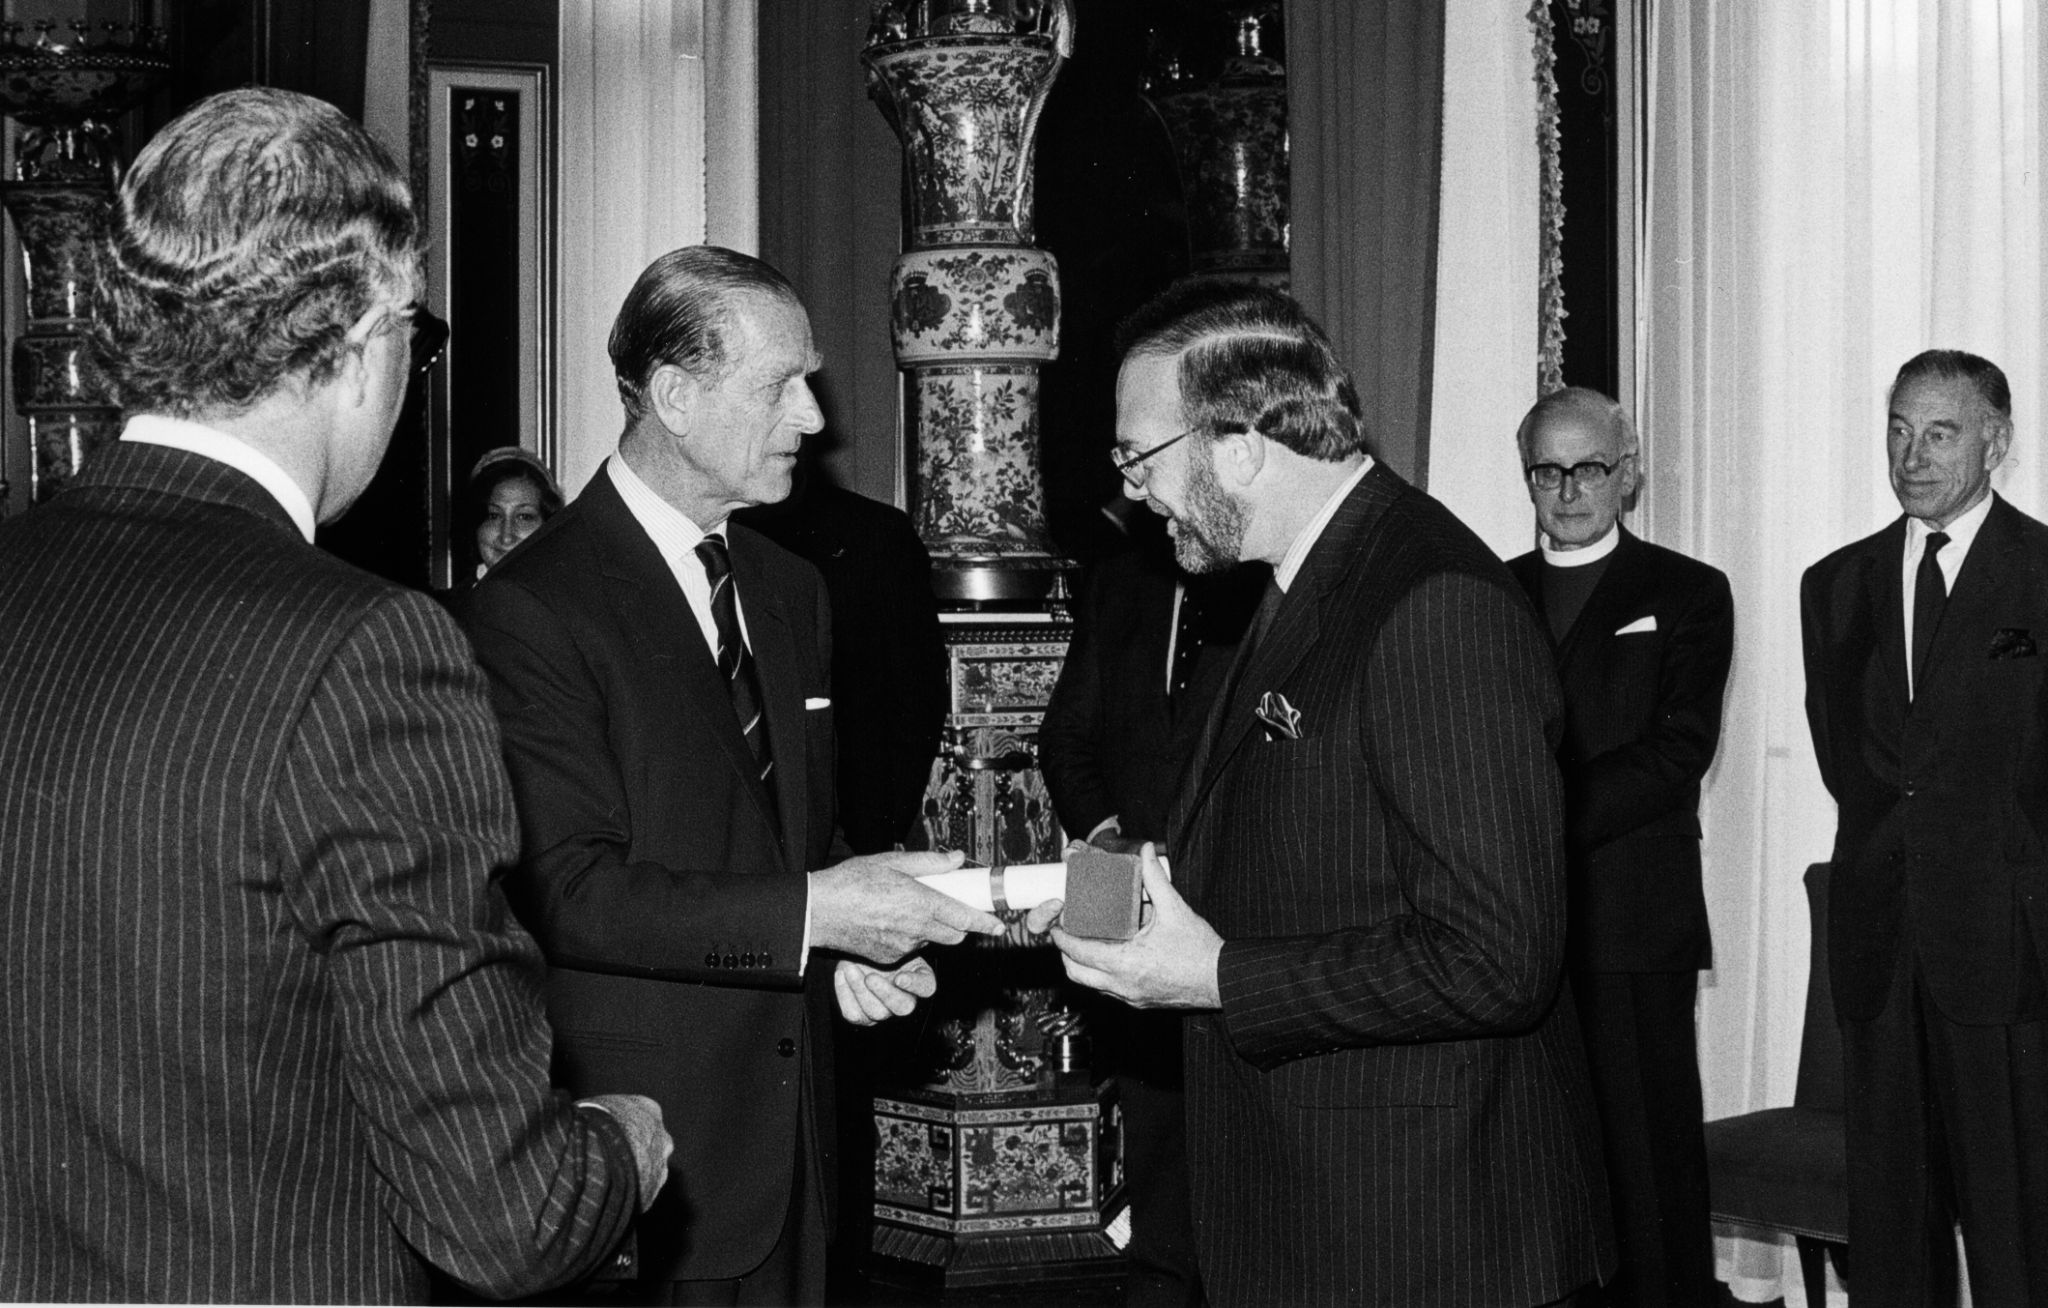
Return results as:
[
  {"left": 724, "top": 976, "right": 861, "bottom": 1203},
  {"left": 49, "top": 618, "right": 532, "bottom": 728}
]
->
[
  {"left": 1119, "top": 1014, "right": 1202, "bottom": 1308},
  {"left": 1843, "top": 960, "right": 2048, "bottom": 1308},
  {"left": 1573, "top": 971, "right": 1712, "bottom": 1308}
]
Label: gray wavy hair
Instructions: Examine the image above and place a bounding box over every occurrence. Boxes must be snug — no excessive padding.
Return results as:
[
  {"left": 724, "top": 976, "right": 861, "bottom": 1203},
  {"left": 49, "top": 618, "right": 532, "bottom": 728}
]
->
[{"left": 90, "top": 87, "right": 421, "bottom": 419}]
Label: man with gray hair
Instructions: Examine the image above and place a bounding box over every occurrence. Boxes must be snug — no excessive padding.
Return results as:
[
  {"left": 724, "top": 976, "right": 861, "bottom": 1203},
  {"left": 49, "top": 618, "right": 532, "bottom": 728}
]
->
[
  {"left": 1506, "top": 387, "right": 1733, "bottom": 1307},
  {"left": 0, "top": 88, "right": 669, "bottom": 1302},
  {"left": 465, "top": 245, "right": 998, "bottom": 1304},
  {"left": 1030, "top": 280, "right": 1613, "bottom": 1306},
  {"left": 1804, "top": 349, "right": 2048, "bottom": 1305}
]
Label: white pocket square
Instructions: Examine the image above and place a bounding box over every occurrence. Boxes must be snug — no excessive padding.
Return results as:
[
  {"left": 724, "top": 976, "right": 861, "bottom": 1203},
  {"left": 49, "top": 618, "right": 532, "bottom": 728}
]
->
[
  {"left": 1615, "top": 615, "right": 1657, "bottom": 636},
  {"left": 804, "top": 697, "right": 832, "bottom": 710}
]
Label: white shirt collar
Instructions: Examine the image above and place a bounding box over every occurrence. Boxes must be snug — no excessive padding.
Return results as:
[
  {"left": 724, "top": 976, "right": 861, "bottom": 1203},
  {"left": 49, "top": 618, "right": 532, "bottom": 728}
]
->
[
  {"left": 1275, "top": 456, "right": 1374, "bottom": 592},
  {"left": 1540, "top": 522, "right": 1621, "bottom": 567},
  {"left": 1907, "top": 490, "right": 1994, "bottom": 563},
  {"left": 120, "top": 414, "right": 318, "bottom": 542},
  {"left": 607, "top": 449, "right": 717, "bottom": 559}
]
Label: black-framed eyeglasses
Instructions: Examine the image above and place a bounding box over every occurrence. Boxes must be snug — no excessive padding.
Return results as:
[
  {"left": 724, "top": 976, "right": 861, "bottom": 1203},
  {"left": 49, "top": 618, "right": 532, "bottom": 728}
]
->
[
  {"left": 408, "top": 305, "right": 450, "bottom": 376},
  {"left": 1525, "top": 456, "right": 1627, "bottom": 491},
  {"left": 1112, "top": 428, "right": 1195, "bottom": 486}
]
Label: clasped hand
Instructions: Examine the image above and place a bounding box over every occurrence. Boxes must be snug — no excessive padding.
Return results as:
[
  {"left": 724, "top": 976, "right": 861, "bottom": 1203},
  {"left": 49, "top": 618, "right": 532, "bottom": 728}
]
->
[{"left": 1024, "top": 841, "right": 1224, "bottom": 1010}]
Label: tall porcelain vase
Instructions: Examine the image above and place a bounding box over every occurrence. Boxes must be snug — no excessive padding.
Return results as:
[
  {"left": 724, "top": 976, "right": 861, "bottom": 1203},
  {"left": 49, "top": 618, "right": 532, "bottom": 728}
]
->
[{"left": 864, "top": 1, "right": 1073, "bottom": 603}]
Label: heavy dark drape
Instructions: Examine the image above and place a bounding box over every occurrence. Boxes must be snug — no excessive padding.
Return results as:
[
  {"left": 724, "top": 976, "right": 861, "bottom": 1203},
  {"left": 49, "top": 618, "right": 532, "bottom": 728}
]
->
[{"left": 1284, "top": 1, "right": 1445, "bottom": 486}]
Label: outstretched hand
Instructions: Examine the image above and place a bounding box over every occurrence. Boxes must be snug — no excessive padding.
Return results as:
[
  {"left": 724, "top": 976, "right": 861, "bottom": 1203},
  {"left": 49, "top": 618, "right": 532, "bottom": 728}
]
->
[
  {"left": 1026, "top": 843, "right": 1223, "bottom": 1009},
  {"left": 809, "top": 848, "right": 1002, "bottom": 963},
  {"left": 832, "top": 956, "right": 938, "bottom": 1025}
]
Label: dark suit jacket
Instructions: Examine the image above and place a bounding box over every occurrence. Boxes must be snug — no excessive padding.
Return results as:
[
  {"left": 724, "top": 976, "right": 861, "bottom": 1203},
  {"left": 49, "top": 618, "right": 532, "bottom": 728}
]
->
[
  {"left": 1039, "top": 538, "right": 1262, "bottom": 845},
  {"left": 740, "top": 477, "right": 947, "bottom": 854},
  {"left": 1508, "top": 529, "right": 1734, "bottom": 972},
  {"left": 464, "top": 464, "right": 839, "bottom": 1284},
  {"left": 0, "top": 442, "right": 637, "bottom": 1304},
  {"left": 1171, "top": 463, "right": 1613, "bottom": 1306},
  {"left": 1803, "top": 494, "right": 2048, "bottom": 1024}
]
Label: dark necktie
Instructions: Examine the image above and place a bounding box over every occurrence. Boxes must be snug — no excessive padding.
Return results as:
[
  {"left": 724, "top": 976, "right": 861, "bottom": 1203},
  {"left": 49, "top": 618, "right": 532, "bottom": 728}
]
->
[
  {"left": 1170, "top": 584, "right": 1204, "bottom": 702},
  {"left": 1911, "top": 530, "right": 1950, "bottom": 698},
  {"left": 695, "top": 535, "right": 774, "bottom": 788}
]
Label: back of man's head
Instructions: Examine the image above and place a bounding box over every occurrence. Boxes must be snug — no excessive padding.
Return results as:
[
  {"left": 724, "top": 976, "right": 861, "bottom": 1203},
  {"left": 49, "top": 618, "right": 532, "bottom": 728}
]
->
[
  {"left": 1116, "top": 279, "right": 1369, "bottom": 462},
  {"left": 609, "top": 245, "right": 801, "bottom": 421},
  {"left": 91, "top": 87, "right": 419, "bottom": 422},
  {"left": 1892, "top": 348, "right": 2012, "bottom": 418}
]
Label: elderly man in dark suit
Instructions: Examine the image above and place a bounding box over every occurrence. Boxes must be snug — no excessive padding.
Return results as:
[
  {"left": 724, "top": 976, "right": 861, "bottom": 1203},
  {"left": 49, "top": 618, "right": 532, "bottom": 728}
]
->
[
  {"left": 1505, "top": 388, "right": 1733, "bottom": 1308},
  {"left": 0, "top": 88, "right": 670, "bottom": 1304},
  {"left": 1803, "top": 349, "right": 2048, "bottom": 1307},
  {"left": 464, "top": 246, "right": 1000, "bottom": 1306},
  {"left": 1030, "top": 282, "right": 1613, "bottom": 1306}
]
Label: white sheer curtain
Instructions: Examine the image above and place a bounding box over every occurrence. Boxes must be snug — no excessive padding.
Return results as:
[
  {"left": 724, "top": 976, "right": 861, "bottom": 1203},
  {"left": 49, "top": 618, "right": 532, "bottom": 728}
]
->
[
  {"left": 1427, "top": 0, "right": 1542, "bottom": 556},
  {"left": 1642, "top": 2, "right": 2045, "bottom": 1302},
  {"left": 555, "top": 0, "right": 757, "bottom": 494}
]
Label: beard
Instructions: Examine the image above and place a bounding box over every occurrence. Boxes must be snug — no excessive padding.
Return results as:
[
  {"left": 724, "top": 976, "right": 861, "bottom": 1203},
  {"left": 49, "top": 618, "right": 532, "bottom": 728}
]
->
[{"left": 1169, "top": 451, "right": 1248, "bottom": 573}]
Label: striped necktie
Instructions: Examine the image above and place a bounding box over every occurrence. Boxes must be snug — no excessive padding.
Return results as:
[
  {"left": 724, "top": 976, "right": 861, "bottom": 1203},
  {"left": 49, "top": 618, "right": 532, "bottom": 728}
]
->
[{"left": 695, "top": 534, "right": 774, "bottom": 788}]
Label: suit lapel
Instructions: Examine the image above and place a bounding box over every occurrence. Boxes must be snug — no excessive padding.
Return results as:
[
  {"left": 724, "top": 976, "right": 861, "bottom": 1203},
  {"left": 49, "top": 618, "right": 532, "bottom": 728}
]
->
[
  {"left": 1863, "top": 518, "right": 1910, "bottom": 705},
  {"left": 582, "top": 472, "right": 785, "bottom": 858},
  {"left": 1557, "top": 528, "right": 1652, "bottom": 676},
  {"left": 1917, "top": 497, "right": 2017, "bottom": 707},
  {"left": 1175, "top": 463, "right": 1397, "bottom": 836}
]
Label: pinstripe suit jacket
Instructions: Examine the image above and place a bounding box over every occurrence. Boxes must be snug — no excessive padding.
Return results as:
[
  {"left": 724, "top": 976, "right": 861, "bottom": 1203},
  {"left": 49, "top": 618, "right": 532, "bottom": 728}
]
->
[
  {"left": 1170, "top": 463, "right": 1614, "bottom": 1307},
  {"left": 464, "top": 466, "right": 839, "bottom": 1285},
  {"left": 0, "top": 442, "right": 639, "bottom": 1304}
]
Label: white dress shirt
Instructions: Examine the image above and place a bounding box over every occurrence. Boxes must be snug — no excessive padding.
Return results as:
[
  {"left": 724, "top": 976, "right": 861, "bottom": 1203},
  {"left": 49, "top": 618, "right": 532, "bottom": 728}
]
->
[
  {"left": 1902, "top": 491, "right": 1995, "bottom": 700},
  {"left": 1276, "top": 456, "right": 1375, "bottom": 592},
  {"left": 605, "top": 450, "right": 810, "bottom": 962},
  {"left": 121, "top": 414, "right": 318, "bottom": 543}
]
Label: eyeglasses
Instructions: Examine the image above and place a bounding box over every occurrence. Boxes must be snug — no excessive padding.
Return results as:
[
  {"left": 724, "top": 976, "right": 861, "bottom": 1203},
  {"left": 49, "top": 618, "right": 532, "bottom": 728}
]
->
[
  {"left": 408, "top": 305, "right": 450, "bottom": 376},
  {"left": 1525, "top": 456, "right": 1627, "bottom": 491},
  {"left": 1112, "top": 428, "right": 1195, "bottom": 486}
]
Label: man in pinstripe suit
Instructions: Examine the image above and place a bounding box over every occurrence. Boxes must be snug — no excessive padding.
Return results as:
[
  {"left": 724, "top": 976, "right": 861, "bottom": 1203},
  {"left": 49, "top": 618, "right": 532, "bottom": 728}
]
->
[
  {"left": 1032, "top": 282, "right": 1614, "bottom": 1306},
  {"left": 0, "top": 89, "right": 669, "bottom": 1303}
]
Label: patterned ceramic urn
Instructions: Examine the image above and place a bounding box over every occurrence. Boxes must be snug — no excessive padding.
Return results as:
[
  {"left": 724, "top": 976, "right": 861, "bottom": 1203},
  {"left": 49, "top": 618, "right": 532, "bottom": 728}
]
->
[
  {"left": 0, "top": 20, "right": 172, "bottom": 503},
  {"left": 864, "top": 0, "right": 1072, "bottom": 602},
  {"left": 1144, "top": 6, "right": 1289, "bottom": 283}
]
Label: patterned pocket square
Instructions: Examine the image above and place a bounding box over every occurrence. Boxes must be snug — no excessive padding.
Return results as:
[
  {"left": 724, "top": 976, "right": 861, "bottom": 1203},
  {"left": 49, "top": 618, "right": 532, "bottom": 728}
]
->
[
  {"left": 1255, "top": 691, "right": 1303, "bottom": 740},
  {"left": 1615, "top": 615, "right": 1657, "bottom": 635},
  {"left": 1988, "top": 627, "right": 2037, "bottom": 659}
]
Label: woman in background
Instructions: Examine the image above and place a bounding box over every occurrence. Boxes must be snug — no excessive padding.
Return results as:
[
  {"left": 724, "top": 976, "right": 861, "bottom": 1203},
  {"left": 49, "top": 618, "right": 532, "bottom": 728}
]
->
[{"left": 466, "top": 446, "right": 563, "bottom": 579}]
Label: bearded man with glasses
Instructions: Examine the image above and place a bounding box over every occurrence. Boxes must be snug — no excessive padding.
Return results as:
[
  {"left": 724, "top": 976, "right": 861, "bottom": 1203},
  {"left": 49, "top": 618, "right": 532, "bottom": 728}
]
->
[
  {"left": 1506, "top": 387, "right": 1734, "bottom": 1308},
  {"left": 1028, "top": 281, "right": 1613, "bottom": 1306}
]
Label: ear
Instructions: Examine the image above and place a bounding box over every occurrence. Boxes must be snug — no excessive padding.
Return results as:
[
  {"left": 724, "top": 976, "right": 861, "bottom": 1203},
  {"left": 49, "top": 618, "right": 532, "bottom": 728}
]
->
[
  {"left": 1987, "top": 417, "right": 2014, "bottom": 473},
  {"left": 1212, "top": 428, "right": 1265, "bottom": 490},
  {"left": 336, "top": 305, "right": 383, "bottom": 409},
  {"left": 646, "top": 362, "right": 700, "bottom": 437},
  {"left": 1619, "top": 450, "right": 1642, "bottom": 497}
]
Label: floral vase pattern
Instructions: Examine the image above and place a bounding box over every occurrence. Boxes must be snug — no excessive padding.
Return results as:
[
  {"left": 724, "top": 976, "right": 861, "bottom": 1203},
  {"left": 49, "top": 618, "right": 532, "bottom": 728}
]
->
[{"left": 865, "top": 2, "right": 1073, "bottom": 599}]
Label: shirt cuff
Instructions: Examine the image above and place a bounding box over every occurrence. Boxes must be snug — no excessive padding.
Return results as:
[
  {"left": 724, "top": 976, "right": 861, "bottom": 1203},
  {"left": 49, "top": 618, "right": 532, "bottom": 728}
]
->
[
  {"left": 1086, "top": 815, "right": 1122, "bottom": 843},
  {"left": 798, "top": 877, "right": 812, "bottom": 977}
]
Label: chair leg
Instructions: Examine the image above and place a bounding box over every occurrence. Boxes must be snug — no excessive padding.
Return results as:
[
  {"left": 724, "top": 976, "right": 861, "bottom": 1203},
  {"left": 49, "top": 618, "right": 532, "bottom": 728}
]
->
[{"left": 1795, "top": 1236, "right": 1829, "bottom": 1308}]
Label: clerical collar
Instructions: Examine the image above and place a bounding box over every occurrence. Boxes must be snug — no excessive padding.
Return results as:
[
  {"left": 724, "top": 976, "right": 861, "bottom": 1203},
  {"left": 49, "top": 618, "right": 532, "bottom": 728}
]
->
[
  {"left": 1541, "top": 522, "right": 1620, "bottom": 567},
  {"left": 121, "top": 414, "right": 318, "bottom": 542}
]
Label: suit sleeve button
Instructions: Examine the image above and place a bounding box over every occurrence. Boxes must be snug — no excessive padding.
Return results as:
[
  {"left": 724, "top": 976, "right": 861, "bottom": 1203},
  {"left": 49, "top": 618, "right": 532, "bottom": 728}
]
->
[
  {"left": 777, "top": 1037, "right": 797, "bottom": 1058},
  {"left": 705, "top": 952, "right": 720, "bottom": 968},
  {"left": 742, "top": 952, "right": 755, "bottom": 967},
  {"left": 724, "top": 953, "right": 738, "bottom": 969},
  {"left": 761, "top": 951, "right": 773, "bottom": 968}
]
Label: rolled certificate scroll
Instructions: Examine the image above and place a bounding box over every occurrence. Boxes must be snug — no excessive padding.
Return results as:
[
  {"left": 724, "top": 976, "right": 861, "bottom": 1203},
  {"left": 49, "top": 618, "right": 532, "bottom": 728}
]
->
[{"left": 917, "top": 847, "right": 1151, "bottom": 939}]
